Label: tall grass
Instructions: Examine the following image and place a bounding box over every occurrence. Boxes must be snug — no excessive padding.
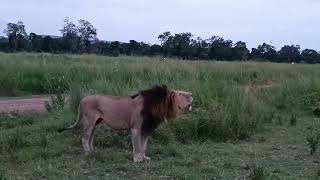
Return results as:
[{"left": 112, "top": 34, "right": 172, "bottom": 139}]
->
[{"left": 0, "top": 52, "right": 320, "bottom": 141}]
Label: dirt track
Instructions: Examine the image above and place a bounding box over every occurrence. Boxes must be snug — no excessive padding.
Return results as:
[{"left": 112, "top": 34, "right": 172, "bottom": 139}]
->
[{"left": 0, "top": 97, "right": 50, "bottom": 113}]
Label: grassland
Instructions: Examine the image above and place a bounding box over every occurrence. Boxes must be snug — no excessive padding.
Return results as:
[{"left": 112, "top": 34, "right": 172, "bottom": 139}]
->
[{"left": 0, "top": 52, "right": 320, "bottom": 179}]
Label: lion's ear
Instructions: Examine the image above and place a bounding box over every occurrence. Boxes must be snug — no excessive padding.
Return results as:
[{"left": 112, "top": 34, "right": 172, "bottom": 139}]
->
[{"left": 170, "top": 91, "right": 176, "bottom": 103}]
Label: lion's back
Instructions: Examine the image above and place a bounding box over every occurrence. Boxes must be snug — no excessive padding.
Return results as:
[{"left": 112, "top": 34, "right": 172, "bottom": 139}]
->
[
  {"left": 79, "top": 95, "right": 140, "bottom": 129},
  {"left": 80, "top": 95, "right": 136, "bottom": 113}
]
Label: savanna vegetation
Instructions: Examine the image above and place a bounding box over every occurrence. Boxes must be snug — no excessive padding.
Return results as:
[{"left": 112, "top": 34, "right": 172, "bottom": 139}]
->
[
  {"left": 1, "top": 18, "right": 320, "bottom": 63},
  {"left": 0, "top": 52, "right": 320, "bottom": 179}
]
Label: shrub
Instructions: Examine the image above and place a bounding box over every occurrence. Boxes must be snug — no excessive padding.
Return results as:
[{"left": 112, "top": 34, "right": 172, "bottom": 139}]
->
[
  {"left": 44, "top": 93, "right": 65, "bottom": 112},
  {"left": 248, "top": 163, "right": 269, "bottom": 180},
  {"left": 44, "top": 75, "right": 68, "bottom": 112},
  {"left": 45, "top": 75, "right": 69, "bottom": 94},
  {"left": 170, "top": 87, "right": 272, "bottom": 142},
  {"left": 305, "top": 126, "right": 320, "bottom": 155}
]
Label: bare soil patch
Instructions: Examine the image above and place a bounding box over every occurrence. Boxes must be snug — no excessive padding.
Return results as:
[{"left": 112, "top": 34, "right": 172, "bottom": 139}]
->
[{"left": 0, "top": 97, "right": 50, "bottom": 113}]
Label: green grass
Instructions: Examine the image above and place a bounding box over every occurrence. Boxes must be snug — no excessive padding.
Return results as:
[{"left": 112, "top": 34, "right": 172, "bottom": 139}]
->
[
  {"left": 0, "top": 52, "right": 320, "bottom": 179},
  {"left": 1, "top": 113, "right": 320, "bottom": 179}
]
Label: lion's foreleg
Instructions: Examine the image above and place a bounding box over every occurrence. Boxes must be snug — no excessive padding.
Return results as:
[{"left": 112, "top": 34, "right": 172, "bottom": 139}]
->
[
  {"left": 141, "top": 134, "right": 150, "bottom": 160},
  {"left": 131, "top": 128, "right": 144, "bottom": 162}
]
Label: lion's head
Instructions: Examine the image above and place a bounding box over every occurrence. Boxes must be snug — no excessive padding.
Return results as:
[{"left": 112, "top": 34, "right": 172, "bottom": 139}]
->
[
  {"left": 136, "top": 85, "right": 193, "bottom": 135},
  {"left": 171, "top": 90, "right": 193, "bottom": 113}
]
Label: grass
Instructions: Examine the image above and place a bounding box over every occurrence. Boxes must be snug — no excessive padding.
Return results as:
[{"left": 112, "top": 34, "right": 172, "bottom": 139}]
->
[
  {"left": 1, "top": 113, "right": 319, "bottom": 179},
  {"left": 0, "top": 52, "right": 320, "bottom": 179}
]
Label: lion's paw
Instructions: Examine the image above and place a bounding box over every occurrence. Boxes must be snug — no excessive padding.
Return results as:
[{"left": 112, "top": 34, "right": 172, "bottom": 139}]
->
[{"left": 133, "top": 155, "right": 144, "bottom": 163}]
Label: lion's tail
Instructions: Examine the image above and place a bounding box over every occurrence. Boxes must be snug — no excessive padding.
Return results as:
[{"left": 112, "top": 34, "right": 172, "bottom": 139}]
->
[{"left": 58, "top": 105, "right": 81, "bottom": 132}]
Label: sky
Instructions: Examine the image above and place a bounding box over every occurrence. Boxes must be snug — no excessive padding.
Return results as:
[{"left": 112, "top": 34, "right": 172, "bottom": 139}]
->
[{"left": 0, "top": 0, "right": 320, "bottom": 50}]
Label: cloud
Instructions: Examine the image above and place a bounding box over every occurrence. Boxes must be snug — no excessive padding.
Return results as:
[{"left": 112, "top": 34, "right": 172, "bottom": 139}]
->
[{"left": 0, "top": 0, "right": 319, "bottom": 49}]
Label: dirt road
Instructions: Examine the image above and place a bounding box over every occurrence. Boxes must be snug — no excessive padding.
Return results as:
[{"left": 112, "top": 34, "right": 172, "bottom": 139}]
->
[{"left": 0, "top": 97, "right": 50, "bottom": 113}]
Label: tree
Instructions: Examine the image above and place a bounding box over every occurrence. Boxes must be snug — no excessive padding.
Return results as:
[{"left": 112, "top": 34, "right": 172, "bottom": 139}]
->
[
  {"left": 208, "top": 36, "right": 233, "bottom": 60},
  {"left": 150, "top": 44, "right": 162, "bottom": 56},
  {"left": 29, "top": 33, "right": 43, "bottom": 52},
  {"left": 0, "top": 36, "right": 9, "bottom": 52},
  {"left": 127, "top": 40, "right": 140, "bottom": 55},
  {"left": 60, "top": 17, "right": 79, "bottom": 53},
  {"left": 278, "top": 45, "right": 301, "bottom": 63},
  {"left": 77, "top": 19, "right": 97, "bottom": 53},
  {"left": 158, "top": 31, "right": 172, "bottom": 45},
  {"left": 3, "top": 21, "right": 29, "bottom": 51},
  {"left": 191, "top": 37, "right": 209, "bottom": 60},
  {"left": 92, "top": 41, "right": 106, "bottom": 55},
  {"left": 157, "top": 31, "right": 193, "bottom": 59},
  {"left": 250, "top": 43, "right": 277, "bottom": 61},
  {"left": 109, "top": 41, "right": 121, "bottom": 56},
  {"left": 301, "top": 49, "right": 319, "bottom": 64},
  {"left": 42, "top": 36, "right": 53, "bottom": 52},
  {"left": 158, "top": 31, "right": 173, "bottom": 57},
  {"left": 3, "top": 21, "right": 27, "bottom": 38},
  {"left": 139, "top": 42, "right": 151, "bottom": 56},
  {"left": 171, "top": 32, "right": 193, "bottom": 59},
  {"left": 2, "top": 18, "right": 320, "bottom": 64},
  {"left": 262, "top": 44, "right": 277, "bottom": 61},
  {"left": 232, "top": 41, "right": 249, "bottom": 60}
]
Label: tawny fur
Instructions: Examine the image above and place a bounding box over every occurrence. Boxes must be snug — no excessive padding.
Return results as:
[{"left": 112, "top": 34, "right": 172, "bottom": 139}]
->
[{"left": 62, "top": 85, "right": 193, "bottom": 162}]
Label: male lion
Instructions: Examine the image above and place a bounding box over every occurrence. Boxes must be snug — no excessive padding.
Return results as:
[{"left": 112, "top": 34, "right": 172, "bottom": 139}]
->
[{"left": 60, "top": 85, "right": 193, "bottom": 162}]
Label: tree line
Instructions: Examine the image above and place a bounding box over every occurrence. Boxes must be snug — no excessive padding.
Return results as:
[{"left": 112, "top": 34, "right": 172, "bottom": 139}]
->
[{"left": 1, "top": 18, "right": 319, "bottom": 63}]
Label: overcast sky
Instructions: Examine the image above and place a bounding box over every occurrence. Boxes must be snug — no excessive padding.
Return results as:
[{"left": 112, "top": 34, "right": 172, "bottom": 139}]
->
[{"left": 0, "top": 0, "right": 319, "bottom": 50}]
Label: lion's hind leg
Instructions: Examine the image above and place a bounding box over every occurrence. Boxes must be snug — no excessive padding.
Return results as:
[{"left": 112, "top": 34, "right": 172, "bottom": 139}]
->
[
  {"left": 81, "top": 113, "right": 100, "bottom": 154},
  {"left": 89, "top": 118, "right": 103, "bottom": 151}
]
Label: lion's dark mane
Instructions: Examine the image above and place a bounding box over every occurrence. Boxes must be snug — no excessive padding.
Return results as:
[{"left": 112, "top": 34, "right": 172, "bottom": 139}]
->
[{"left": 131, "top": 85, "right": 176, "bottom": 135}]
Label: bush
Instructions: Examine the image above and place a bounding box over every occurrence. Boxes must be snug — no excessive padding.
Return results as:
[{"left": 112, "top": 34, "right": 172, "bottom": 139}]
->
[
  {"left": 44, "top": 93, "right": 65, "bottom": 112},
  {"left": 44, "top": 75, "right": 68, "bottom": 112},
  {"left": 304, "top": 126, "right": 320, "bottom": 155},
  {"left": 248, "top": 163, "right": 269, "bottom": 180},
  {"left": 170, "top": 87, "right": 272, "bottom": 142},
  {"left": 45, "top": 75, "right": 69, "bottom": 94}
]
